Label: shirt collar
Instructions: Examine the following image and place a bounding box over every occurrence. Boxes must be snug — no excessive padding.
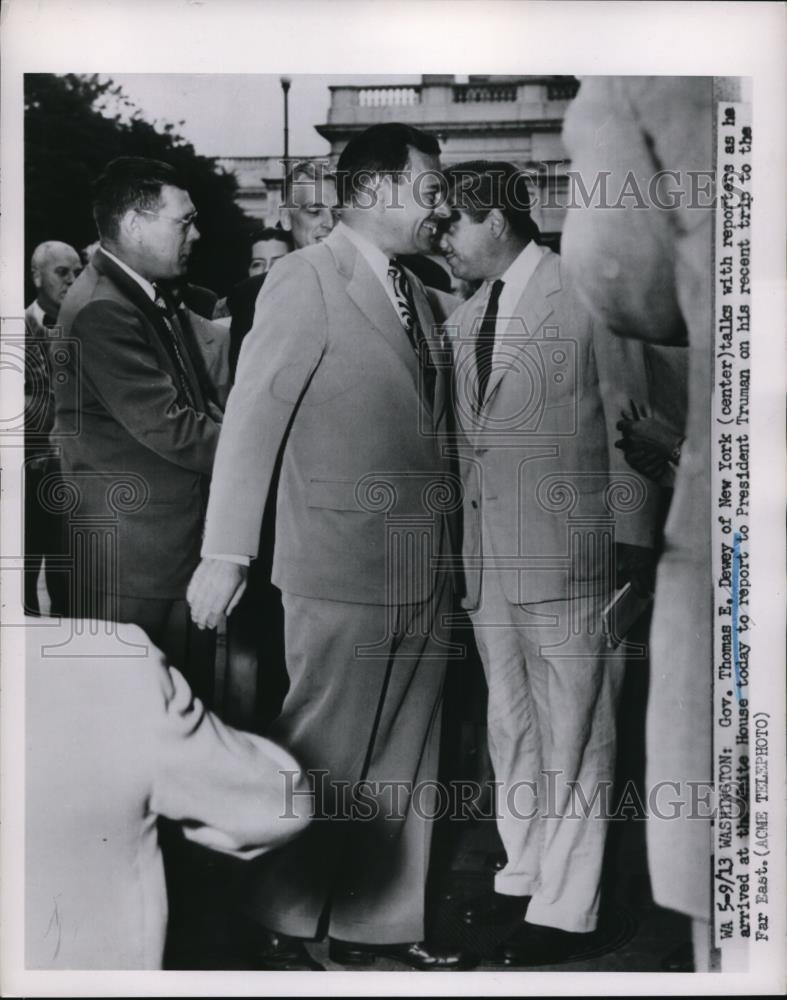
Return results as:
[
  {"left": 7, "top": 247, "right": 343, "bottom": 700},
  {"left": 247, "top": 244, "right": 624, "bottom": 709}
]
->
[
  {"left": 29, "top": 300, "right": 48, "bottom": 328},
  {"left": 100, "top": 246, "right": 157, "bottom": 302},
  {"left": 332, "top": 221, "right": 392, "bottom": 288},
  {"left": 496, "top": 240, "right": 546, "bottom": 303}
]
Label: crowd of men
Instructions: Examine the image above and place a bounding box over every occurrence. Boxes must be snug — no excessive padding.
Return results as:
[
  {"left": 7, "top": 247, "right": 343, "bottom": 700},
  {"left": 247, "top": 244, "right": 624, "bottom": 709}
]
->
[{"left": 25, "top": 101, "right": 706, "bottom": 971}]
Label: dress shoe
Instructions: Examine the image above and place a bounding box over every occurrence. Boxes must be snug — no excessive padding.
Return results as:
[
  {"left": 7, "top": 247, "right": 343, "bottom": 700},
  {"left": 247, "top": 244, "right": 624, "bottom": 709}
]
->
[
  {"left": 247, "top": 927, "right": 325, "bottom": 971},
  {"left": 461, "top": 891, "right": 530, "bottom": 926},
  {"left": 493, "top": 921, "right": 593, "bottom": 967},
  {"left": 329, "top": 937, "right": 477, "bottom": 970}
]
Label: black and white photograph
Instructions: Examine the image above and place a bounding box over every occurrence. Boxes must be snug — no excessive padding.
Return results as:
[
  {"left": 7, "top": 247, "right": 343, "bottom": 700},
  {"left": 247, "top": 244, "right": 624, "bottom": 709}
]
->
[{"left": 1, "top": 1, "right": 784, "bottom": 995}]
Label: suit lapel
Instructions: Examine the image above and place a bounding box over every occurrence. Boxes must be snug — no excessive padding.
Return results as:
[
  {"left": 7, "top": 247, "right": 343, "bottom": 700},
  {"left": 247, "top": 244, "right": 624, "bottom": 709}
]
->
[
  {"left": 93, "top": 248, "right": 207, "bottom": 409},
  {"left": 449, "top": 295, "right": 485, "bottom": 440},
  {"left": 405, "top": 267, "right": 452, "bottom": 428},
  {"left": 480, "top": 249, "right": 559, "bottom": 418},
  {"left": 329, "top": 231, "right": 421, "bottom": 385}
]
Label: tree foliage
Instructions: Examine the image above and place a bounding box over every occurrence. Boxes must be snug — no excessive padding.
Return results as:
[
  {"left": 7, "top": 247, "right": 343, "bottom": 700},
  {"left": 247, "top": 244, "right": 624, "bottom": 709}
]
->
[{"left": 24, "top": 74, "right": 256, "bottom": 299}]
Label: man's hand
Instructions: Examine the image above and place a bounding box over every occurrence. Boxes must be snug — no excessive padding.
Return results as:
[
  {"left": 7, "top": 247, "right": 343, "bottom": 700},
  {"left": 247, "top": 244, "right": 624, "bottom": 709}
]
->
[
  {"left": 187, "top": 558, "right": 248, "bottom": 630},
  {"left": 615, "top": 402, "right": 683, "bottom": 485}
]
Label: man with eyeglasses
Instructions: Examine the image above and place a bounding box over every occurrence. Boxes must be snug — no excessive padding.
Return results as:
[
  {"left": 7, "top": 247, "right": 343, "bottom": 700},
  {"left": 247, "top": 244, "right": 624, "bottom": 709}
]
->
[{"left": 53, "top": 157, "right": 222, "bottom": 698}]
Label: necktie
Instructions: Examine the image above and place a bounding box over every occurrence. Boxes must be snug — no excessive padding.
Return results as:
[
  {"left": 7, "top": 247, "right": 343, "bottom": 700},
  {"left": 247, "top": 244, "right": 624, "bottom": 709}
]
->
[
  {"left": 387, "top": 261, "right": 436, "bottom": 407},
  {"left": 153, "top": 286, "right": 200, "bottom": 411},
  {"left": 475, "top": 278, "right": 504, "bottom": 409}
]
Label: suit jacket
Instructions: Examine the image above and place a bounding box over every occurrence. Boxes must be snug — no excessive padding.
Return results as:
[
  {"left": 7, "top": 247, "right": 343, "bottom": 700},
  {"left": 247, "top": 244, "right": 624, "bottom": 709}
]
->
[
  {"left": 189, "top": 309, "right": 231, "bottom": 408},
  {"left": 449, "top": 246, "right": 658, "bottom": 608},
  {"left": 226, "top": 272, "right": 267, "bottom": 380},
  {"left": 203, "top": 228, "right": 455, "bottom": 605},
  {"left": 25, "top": 618, "right": 309, "bottom": 969},
  {"left": 54, "top": 248, "right": 221, "bottom": 599},
  {"left": 24, "top": 302, "right": 57, "bottom": 462}
]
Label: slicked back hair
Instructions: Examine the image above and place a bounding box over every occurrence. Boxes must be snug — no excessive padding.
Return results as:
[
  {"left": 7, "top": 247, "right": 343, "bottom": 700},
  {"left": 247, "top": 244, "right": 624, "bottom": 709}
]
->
[
  {"left": 336, "top": 122, "right": 441, "bottom": 206},
  {"left": 444, "top": 160, "right": 540, "bottom": 245},
  {"left": 92, "top": 157, "right": 185, "bottom": 241},
  {"left": 282, "top": 160, "right": 336, "bottom": 207}
]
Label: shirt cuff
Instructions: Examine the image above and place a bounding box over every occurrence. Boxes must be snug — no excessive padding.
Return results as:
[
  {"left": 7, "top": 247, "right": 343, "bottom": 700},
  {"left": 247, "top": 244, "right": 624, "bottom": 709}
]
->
[{"left": 203, "top": 553, "right": 251, "bottom": 567}]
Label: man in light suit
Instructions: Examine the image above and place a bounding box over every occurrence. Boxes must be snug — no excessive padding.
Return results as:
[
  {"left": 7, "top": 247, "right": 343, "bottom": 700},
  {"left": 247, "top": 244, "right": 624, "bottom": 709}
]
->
[
  {"left": 438, "top": 162, "right": 658, "bottom": 965},
  {"left": 24, "top": 241, "right": 82, "bottom": 616},
  {"left": 188, "top": 123, "right": 472, "bottom": 970},
  {"left": 25, "top": 618, "right": 310, "bottom": 970},
  {"left": 224, "top": 162, "right": 340, "bottom": 732},
  {"left": 54, "top": 157, "right": 221, "bottom": 697}
]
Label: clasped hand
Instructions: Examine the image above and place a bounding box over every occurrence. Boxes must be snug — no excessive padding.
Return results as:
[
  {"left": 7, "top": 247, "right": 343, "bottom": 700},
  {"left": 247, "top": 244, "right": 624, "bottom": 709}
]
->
[{"left": 187, "top": 557, "right": 248, "bottom": 630}]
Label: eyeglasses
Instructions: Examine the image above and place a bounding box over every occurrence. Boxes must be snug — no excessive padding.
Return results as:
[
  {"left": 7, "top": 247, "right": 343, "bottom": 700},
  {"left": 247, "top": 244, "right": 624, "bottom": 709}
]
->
[{"left": 137, "top": 209, "right": 199, "bottom": 232}]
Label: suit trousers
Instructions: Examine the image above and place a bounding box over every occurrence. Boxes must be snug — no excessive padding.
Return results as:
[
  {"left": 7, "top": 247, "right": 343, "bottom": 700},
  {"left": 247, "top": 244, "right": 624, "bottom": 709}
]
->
[
  {"left": 244, "top": 575, "right": 451, "bottom": 945},
  {"left": 24, "top": 458, "right": 69, "bottom": 616},
  {"left": 470, "top": 566, "right": 625, "bottom": 933}
]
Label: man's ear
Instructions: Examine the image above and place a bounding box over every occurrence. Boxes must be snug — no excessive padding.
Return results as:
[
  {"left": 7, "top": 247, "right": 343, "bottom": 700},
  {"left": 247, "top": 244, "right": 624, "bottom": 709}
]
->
[
  {"left": 488, "top": 208, "right": 507, "bottom": 239},
  {"left": 361, "top": 171, "right": 388, "bottom": 213},
  {"left": 31, "top": 267, "right": 43, "bottom": 290},
  {"left": 279, "top": 205, "right": 293, "bottom": 232},
  {"left": 121, "top": 209, "right": 143, "bottom": 245}
]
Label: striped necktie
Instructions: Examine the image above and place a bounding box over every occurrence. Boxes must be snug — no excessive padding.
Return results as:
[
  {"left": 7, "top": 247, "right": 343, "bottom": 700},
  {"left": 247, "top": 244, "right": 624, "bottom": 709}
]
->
[
  {"left": 475, "top": 278, "right": 504, "bottom": 409},
  {"left": 153, "top": 285, "right": 199, "bottom": 411},
  {"left": 387, "top": 261, "right": 435, "bottom": 407}
]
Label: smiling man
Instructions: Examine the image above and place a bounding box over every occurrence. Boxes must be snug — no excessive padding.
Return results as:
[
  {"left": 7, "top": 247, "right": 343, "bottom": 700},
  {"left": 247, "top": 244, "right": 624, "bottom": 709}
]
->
[
  {"left": 54, "top": 157, "right": 221, "bottom": 693},
  {"left": 279, "top": 160, "right": 338, "bottom": 248},
  {"left": 188, "top": 123, "right": 473, "bottom": 970}
]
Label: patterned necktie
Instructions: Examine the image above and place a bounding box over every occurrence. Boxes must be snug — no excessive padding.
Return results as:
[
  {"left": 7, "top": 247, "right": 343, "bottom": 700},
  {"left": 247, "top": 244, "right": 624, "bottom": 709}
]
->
[
  {"left": 153, "top": 285, "right": 199, "bottom": 411},
  {"left": 387, "top": 260, "right": 435, "bottom": 407},
  {"left": 475, "top": 278, "right": 505, "bottom": 409}
]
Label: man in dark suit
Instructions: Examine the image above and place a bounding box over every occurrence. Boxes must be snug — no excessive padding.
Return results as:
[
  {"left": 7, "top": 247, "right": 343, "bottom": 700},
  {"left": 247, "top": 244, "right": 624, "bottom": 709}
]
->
[
  {"left": 24, "top": 240, "right": 82, "bottom": 616},
  {"left": 54, "top": 157, "right": 221, "bottom": 697},
  {"left": 188, "top": 124, "right": 472, "bottom": 970}
]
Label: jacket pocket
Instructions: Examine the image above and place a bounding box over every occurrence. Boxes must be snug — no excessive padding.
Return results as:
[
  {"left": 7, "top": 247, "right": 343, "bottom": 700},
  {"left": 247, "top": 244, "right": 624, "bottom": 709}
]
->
[{"left": 306, "top": 479, "right": 362, "bottom": 511}]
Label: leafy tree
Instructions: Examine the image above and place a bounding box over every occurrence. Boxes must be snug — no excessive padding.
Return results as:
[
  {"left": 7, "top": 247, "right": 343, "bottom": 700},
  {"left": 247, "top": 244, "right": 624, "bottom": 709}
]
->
[{"left": 24, "top": 73, "right": 256, "bottom": 299}]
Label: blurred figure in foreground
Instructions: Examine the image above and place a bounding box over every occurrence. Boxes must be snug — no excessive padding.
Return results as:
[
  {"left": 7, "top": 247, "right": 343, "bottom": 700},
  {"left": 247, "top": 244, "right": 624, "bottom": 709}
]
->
[
  {"left": 25, "top": 618, "right": 310, "bottom": 970},
  {"left": 562, "top": 75, "right": 715, "bottom": 970}
]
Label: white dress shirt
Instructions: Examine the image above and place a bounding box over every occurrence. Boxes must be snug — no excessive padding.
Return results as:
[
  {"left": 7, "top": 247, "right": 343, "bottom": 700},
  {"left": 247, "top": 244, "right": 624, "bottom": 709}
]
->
[
  {"left": 489, "top": 239, "right": 546, "bottom": 334},
  {"left": 330, "top": 221, "right": 404, "bottom": 318}
]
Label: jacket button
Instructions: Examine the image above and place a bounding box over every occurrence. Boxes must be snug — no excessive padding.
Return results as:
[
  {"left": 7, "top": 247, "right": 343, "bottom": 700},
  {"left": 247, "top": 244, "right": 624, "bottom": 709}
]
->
[{"left": 470, "top": 500, "right": 478, "bottom": 509}]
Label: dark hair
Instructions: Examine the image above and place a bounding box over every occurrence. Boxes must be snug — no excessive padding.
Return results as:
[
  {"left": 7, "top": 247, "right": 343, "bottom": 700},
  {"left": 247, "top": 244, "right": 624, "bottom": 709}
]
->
[
  {"left": 336, "top": 122, "right": 441, "bottom": 205},
  {"left": 248, "top": 227, "right": 294, "bottom": 253},
  {"left": 92, "top": 157, "right": 184, "bottom": 241},
  {"left": 444, "top": 160, "right": 540, "bottom": 244}
]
